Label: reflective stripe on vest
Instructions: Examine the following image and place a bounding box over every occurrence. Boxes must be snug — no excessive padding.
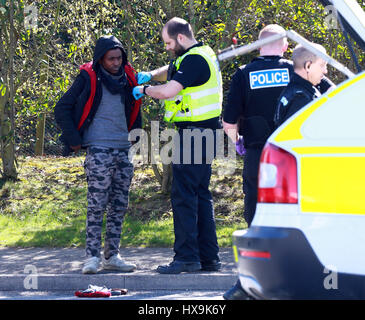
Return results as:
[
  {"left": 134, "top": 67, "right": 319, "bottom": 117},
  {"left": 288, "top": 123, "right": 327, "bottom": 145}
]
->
[
  {"left": 164, "top": 102, "right": 221, "bottom": 120},
  {"left": 163, "top": 45, "right": 222, "bottom": 123}
]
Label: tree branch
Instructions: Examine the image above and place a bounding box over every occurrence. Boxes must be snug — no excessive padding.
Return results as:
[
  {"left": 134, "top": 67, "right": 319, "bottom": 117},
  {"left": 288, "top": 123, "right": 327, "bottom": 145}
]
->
[{"left": 17, "top": 0, "right": 62, "bottom": 90}]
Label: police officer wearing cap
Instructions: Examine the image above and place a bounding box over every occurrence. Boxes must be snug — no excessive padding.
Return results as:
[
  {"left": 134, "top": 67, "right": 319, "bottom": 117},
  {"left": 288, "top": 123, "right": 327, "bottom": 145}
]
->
[{"left": 133, "top": 17, "right": 222, "bottom": 274}]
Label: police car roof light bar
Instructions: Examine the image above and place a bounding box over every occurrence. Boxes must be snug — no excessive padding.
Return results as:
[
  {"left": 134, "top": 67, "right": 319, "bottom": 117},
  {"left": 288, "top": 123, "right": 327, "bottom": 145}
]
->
[{"left": 218, "top": 30, "right": 355, "bottom": 79}]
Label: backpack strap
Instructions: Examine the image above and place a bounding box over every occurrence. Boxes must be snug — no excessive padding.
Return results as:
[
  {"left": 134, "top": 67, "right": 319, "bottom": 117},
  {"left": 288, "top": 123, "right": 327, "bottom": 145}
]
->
[
  {"left": 77, "top": 61, "right": 97, "bottom": 130},
  {"left": 124, "top": 62, "right": 142, "bottom": 131},
  {"left": 77, "top": 61, "right": 141, "bottom": 132}
]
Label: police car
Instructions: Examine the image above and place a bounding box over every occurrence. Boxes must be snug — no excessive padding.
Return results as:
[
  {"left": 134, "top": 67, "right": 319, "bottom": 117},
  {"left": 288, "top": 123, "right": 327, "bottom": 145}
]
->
[{"left": 228, "top": 0, "right": 365, "bottom": 299}]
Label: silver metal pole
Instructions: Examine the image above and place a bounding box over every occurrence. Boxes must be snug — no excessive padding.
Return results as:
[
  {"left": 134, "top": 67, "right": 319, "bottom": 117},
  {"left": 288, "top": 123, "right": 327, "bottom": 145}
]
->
[
  {"left": 217, "top": 33, "right": 286, "bottom": 61},
  {"left": 286, "top": 30, "right": 355, "bottom": 78},
  {"left": 217, "top": 30, "right": 355, "bottom": 78}
]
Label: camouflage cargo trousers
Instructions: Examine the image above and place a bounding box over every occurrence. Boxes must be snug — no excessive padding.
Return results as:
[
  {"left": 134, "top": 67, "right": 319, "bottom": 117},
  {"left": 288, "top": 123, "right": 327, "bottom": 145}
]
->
[{"left": 84, "top": 147, "right": 133, "bottom": 259}]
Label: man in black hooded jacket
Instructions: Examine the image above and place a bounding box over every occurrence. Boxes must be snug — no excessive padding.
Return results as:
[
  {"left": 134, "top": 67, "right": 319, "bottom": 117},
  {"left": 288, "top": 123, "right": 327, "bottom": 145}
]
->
[{"left": 54, "top": 35, "right": 141, "bottom": 274}]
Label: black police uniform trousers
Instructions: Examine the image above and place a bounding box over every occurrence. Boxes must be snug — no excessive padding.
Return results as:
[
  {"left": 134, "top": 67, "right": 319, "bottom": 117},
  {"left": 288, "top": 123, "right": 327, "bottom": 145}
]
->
[
  {"left": 171, "top": 128, "right": 220, "bottom": 263},
  {"left": 229, "top": 148, "right": 263, "bottom": 294},
  {"left": 242, "top": 147, "right": 263, "bottom": 227}
]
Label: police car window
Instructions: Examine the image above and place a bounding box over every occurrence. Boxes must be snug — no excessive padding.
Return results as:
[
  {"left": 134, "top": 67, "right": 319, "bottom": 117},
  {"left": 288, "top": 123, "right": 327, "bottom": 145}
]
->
[{"left": 301, "top": 76, "right": 365, "bottom": 140}]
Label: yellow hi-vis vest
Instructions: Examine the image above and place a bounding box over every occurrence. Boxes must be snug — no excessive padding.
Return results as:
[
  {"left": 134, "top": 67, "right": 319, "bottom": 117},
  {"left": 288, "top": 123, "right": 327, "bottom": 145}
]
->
[{"left": 163, "top": 45, "right": 222, "bottom": 123}]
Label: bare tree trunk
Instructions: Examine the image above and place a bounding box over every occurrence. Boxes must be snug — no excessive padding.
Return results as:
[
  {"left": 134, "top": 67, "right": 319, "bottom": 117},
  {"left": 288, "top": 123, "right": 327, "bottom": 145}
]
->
[
  {"left": 161, "top": 163, "right": 172, "bottom": 194},
  {"left": 151, "top": 163, "right": 172, "bottom": 194},
  {"left": 0, "top": 91, "right": 8, "bottom": 177},
  {"left": 35, "top": 113, "right": 46, "bottom": 156},
  {"left": 150, "top": 126, "right": 173, "bottom": 195},
  {"left": 1, "top": 104, "right": 17, "bottom": 180},
  {"left": 151, "top": 163, "right": 163, "bottom": 184},
  {"left": 1, "top": 0, "right": 18, "bottom": 180}
]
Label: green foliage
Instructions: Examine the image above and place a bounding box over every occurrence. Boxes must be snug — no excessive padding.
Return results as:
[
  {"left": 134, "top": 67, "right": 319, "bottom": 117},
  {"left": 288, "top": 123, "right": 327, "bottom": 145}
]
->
[
  {"left": 1, "top": 0, "right": 364, "bottom": 139},
  {"left": 16, "top": 0, "right": 360, "bottom": 122},
  {"left": 1, "top": 1, "right": 365, "bottom": 196}
]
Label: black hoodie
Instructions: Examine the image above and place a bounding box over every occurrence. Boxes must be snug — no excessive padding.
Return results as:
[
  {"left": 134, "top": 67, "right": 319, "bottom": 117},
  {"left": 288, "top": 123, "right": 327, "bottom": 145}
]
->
[
  {"left": 92, "top": 35, "right": 128, "bottom": 71},
  {"left": 54, "top": 35, "right": 141, "bottom": 156}
]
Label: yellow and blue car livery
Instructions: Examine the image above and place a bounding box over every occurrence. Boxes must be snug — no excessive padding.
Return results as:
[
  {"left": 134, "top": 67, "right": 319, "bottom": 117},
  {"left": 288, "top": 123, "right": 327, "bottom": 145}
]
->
[{"left": 233, "top": 71, "right": 365, "bottom": 299}]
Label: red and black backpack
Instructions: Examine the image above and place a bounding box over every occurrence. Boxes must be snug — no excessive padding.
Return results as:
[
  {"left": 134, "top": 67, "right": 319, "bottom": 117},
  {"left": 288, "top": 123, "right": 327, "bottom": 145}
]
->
[{"left": 77, "top": 61, "right": 141, "bottom": 131}]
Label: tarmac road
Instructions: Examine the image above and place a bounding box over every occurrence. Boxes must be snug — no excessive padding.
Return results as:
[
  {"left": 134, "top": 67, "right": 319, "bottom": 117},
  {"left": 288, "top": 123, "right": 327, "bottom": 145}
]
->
[
  {"left": 0, "top": 247, "right": 237, "bottom": 301},
  {"left": 0, "top": 289, "right": 225, "bottom": 300}
]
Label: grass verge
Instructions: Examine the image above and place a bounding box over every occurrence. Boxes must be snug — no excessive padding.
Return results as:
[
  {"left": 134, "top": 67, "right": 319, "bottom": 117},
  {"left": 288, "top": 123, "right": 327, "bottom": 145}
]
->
[{"left": 0, "top": 156, "right": 246, "bottom": 248}]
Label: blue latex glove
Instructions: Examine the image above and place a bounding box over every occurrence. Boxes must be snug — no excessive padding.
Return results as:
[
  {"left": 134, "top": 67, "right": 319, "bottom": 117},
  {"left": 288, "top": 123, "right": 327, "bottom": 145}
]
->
[
  {"left": 137, "top": 72, "right": 152, "bottom": 85},
  {"left": 236, "top": 136, "right": 246, "bottom": 156},
  {"left": 133, "top": 86, "right": 144, "bottom": 100}
]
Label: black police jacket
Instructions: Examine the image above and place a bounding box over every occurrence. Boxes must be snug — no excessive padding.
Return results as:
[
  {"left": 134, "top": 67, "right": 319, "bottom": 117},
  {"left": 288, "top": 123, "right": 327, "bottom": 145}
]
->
[
  {"left": 224, "top": 56, "right": 334, "bottom": 148},
  {"left": 274, "top": 73, "right": 320, "bottom": 128},
  {"left": 223, "top": 55, "right": 293, "bottom": 148}
]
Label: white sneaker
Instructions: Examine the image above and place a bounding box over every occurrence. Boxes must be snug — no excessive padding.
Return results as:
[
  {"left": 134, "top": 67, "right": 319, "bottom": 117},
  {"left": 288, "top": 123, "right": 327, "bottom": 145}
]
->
[
  {"left": 82, "top": 256, "right": 101, "bottom": 274},
  {"left": 102, "top": 254, "right": 136, "bottom": 272}
]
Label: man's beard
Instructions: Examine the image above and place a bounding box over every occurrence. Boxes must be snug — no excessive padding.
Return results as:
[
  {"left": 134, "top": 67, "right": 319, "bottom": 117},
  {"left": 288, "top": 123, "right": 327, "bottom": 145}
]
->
[{"left": 173, "top": 42, "right": 185, "bottom": 57}]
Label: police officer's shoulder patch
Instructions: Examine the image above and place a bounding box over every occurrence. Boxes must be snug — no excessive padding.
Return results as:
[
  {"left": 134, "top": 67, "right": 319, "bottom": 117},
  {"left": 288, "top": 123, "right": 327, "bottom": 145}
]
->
[
  {"left": 280, "top": 96, "right": 289, "bottom": 106},
  {"left": 249, "top": 68, "right": 290, "bottom": 90}
]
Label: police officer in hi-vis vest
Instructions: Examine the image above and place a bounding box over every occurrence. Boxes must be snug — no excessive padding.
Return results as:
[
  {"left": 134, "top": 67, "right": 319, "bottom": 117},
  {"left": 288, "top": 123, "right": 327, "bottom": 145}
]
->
[{"left": 133, "top": 17, "right": 222, "bottom": 274}]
